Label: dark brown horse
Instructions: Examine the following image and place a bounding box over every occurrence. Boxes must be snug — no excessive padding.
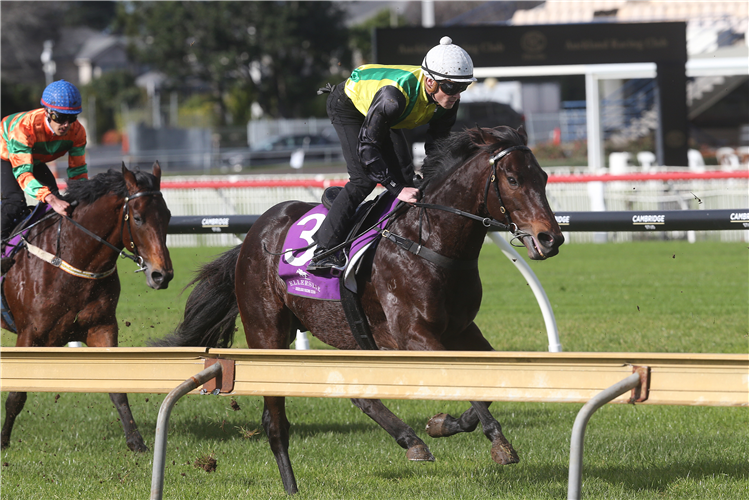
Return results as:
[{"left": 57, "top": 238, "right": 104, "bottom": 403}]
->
[
  {"left": 154, "top": 126, "right": 563, "bottom": 494},
  {"left": 1, "top": 163, "right": 173, "bottom": 452}
]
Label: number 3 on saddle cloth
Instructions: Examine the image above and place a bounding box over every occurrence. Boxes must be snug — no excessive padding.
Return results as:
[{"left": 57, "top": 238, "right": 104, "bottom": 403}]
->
[
  {"left": 1, "top": 204, "right": 53, "bottom": 332},
  {"left": 278, "top": 192, "right": 400, "bottom": 301}
]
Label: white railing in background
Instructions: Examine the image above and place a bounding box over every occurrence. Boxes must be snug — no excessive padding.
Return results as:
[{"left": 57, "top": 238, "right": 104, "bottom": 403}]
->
[{"left": 149, "top": 169, "right": 748, "bottom": 247}]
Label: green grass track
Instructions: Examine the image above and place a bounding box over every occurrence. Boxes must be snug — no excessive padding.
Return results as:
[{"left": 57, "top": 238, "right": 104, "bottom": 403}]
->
[{"left": 2, "top": 241, "right": 747, "bottom": 499}]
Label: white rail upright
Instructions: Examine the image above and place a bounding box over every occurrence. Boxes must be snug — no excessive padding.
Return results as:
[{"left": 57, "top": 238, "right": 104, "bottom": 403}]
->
[
  {"left": 567, "top": 371, "right": 644, "bottom": 500},
  {"left": 489, "top": 232, "right": 562, "bottom": 352},
  {"left": 150, "top": 361, "right": 224, "bottom": 500}
]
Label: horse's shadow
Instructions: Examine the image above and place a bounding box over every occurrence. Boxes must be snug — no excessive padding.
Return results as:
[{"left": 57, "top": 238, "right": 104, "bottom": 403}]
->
[{"left": 163, "top": 401, "right": 563, "bottom": 441}]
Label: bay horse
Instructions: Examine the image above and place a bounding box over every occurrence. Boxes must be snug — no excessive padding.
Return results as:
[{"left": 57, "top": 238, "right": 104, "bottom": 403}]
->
[
  {"left": 154, "top": 126, "right": 563, "bottom": 494},
  {"left": 1, "top": 163, "right": 173, "bottom": 453}
]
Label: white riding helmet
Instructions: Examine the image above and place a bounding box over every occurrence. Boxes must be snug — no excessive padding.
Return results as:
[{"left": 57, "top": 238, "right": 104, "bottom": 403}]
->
[{"left": 421, "top": 36, "right": 477, "bottom": 83}]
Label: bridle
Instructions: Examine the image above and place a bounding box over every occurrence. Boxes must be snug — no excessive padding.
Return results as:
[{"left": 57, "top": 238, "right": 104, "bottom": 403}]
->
[
  {"left": 413, "top": 144, "right": 533, "bottom": 238},
  {"left": 20, "top": 190, "right": 163, "bottom": 278},
  {"left": 378, "top": 144, "right": 535, "bottom": 269}
]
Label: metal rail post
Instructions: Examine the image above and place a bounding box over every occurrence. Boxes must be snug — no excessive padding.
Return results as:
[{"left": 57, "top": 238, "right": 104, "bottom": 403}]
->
[
  {"left": 150, "top": 362, "right": 223, "bottom": 500},
  {"left": 567, "top": 372, "right": 642, "bottom": 500},
  {"left": 488, "top": 232, "right": 562, "bottom": 352}
]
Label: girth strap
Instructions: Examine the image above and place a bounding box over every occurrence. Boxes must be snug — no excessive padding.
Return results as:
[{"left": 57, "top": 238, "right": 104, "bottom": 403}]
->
[
  {"left": 380, "top": 229, "right": 478, "bottom": 270},
  {"left": 339, "top": 277, "right": 379, "bottom": 350},
  {"left": 1, "top": 280, "right": 17, "bottom": 333}
]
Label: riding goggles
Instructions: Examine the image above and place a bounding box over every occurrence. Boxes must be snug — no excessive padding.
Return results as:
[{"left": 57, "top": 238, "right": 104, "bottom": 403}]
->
[
  {"left": 437, "top": 80, "right": 470, "bottom": 96},
  {"left": 48, "top": 110, "right": 78, "bottom": 125}
]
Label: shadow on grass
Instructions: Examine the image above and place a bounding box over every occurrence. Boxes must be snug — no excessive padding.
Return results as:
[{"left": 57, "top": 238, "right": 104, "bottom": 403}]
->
[
  {"left": 371, "top": 458, "right": 748, "bottom": 496},
  {"left": 159, "top": 403, "right": 561, "bottom": 443},
  {"left": 583, "top": 459, "right": 749, "bottom": 492},
  {"left": 167, "top": 418, "right": 380, "bottom": 441}
]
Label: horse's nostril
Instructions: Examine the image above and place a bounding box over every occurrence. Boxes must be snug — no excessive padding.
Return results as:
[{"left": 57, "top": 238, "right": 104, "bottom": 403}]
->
[
  {"left": 537, "top": 232, "right": 564, "bottom": 248},
  {"left": 537, "top": 232, "right": 554, "bottom": 247},
  {"left": 152, "top": 272, "right": 163, "bottom": 284}
]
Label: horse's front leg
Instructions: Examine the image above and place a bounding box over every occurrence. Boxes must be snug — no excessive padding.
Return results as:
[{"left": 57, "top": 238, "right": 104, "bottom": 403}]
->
[
  {"left": 426, "top": 404, "right": 480, "bottom": 438},
  {"left": 350, "top": 398, "right": 434, "bottom": 461},
  {"left": 426, "top": 321, "right": 518, "bottom": 464},
  {"left": 468, "top": 400, "right": 519, "bottom": 465},
  {"left": 1, "top": 392, "right": 27, "bottom": 450},
  {"left": 87, "top": 324, "right": 148, "bottom": 453},
  {"left": 426, "top": 320, "right": 489, "bottom": 439}
]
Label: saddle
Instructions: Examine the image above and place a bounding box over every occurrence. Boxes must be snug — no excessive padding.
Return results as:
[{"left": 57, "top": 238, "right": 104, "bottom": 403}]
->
[
  {"left": 2, "top": 204, "right": 51, "bottom": 273},
  {"left": 278, "top": 188, "right": 403, "bottom": 350}
]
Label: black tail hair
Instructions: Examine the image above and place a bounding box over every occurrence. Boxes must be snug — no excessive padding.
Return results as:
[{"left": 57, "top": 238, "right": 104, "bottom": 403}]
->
[{"left": 149, "top": 245, "right": 242, "bottom": 348}]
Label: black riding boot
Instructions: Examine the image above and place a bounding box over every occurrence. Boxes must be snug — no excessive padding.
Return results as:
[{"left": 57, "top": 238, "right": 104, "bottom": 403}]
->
[{"left": 306, "top": 184, "right": 364, "bottom": 274}]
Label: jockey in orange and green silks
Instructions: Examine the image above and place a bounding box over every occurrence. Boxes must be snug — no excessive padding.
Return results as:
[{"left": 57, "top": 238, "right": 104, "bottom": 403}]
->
[
  {"left": 1, "top": 80, "right": 87, "bottom": 240},
  {"left": 1, "top": 82, "right": 88, "bottom": 202}
]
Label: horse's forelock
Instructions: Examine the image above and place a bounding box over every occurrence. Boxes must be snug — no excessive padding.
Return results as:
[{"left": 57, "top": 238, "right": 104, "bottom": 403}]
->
[
  {"left": 480, "top": 126, "right": 527, "bottom": 153},
  {"left": 133, "top": 169, "right": 159, "bottom": 191}
]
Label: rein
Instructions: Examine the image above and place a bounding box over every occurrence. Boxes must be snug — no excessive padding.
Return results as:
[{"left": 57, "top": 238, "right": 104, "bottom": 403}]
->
[
  {"left": 272, "top": 144, "right": 535, "bottom": 271},
  {"left": 380, "top": 145, "right": 534, "bottom": 269},
  {"left": 21, "top": 190, "right": 162, "bottom": 279}
]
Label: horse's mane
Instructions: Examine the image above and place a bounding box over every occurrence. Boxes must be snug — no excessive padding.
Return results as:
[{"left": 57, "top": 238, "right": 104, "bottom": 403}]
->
[
  {"left": 419, "top": 126, "right": 527, "bottom": 188},
  {"left": 61, "top": 168, "right": 158, "bottom": 204}
]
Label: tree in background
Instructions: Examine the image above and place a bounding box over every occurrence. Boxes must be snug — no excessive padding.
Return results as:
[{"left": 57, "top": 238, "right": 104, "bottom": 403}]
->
[
  {"left": 0, "top": 0, "right": 64, "bottom": 89},
  {"left": 0, "top": 83, "right": 44, "bottom": 120},
  {"left": 1, "top": 1, "right": 118, "bottom": 116},
  {"left": 79, "top": 70, "right": 144, "bottom": 143},
  {"left": 117, "top": 1, "right": 350, "bottom": 124},
  {"left": 348, "top": 8, "right": 407, "bottom": 66}
]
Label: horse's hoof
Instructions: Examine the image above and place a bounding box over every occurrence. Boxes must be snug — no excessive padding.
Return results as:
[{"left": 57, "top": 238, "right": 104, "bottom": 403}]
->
[
  {"left": 426, "top": 413, "right": 456, "bottom": 438},
  {"left": 127, "top": 439, "right": 149, "bottom": 453},
  {"left": 490, "top": 436, "right": 520, "bottom": 465},
  {"left": 406, "top": 444, "right": 435, "bottom": 462}
]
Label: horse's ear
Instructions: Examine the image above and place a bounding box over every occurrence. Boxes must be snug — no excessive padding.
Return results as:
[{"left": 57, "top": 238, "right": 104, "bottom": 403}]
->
[
  {"left": 468, "top": 125, "right": 492, "bottom": 145},
  {"left": 517, "top": 125, "right": 528, "bottom": 146},
  {"left": 122, "top": 162, "right": 138, "bottom": 194},
  {"left": 152, "top": 161, "right": 162, "bottom": 180}
]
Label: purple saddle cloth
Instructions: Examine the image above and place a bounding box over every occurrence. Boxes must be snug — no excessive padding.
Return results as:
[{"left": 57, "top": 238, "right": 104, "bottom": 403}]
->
[
  {"left": 278, "top": 195, "right": 400, "bottom": 301},
  {"left": 0, "top": 204, "right": 50, "bottom": 332},
  {"left": 2, "top": 204, "right": 53, "bottom": 259}
]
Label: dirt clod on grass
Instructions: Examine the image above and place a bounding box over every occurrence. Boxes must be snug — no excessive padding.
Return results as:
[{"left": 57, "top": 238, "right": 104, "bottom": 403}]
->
[{"left": 193, "top": 454, "right": 217, "bottom": 473}]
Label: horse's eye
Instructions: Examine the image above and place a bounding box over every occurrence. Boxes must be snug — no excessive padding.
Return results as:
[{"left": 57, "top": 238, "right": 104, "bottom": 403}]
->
[
  {"left": 133, "top": 215, "right": 143, "bottom": 225},
  {"left": 507, "top": 176, "right": 518, "bottom": 187}
]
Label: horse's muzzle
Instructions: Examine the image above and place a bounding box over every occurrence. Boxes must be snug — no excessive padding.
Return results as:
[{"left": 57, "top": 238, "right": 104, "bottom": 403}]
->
[
  {"left": 147, "top": 267, "right": 174, "bottom": 289},
  {"left": 525, "top": 231, "right": 564, "bottom": 260}
]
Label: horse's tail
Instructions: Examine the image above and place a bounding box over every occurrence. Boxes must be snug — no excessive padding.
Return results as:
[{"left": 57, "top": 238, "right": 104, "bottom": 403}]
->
[{"left": 149, "top": 245, "right": 242, "bottom": 348}]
